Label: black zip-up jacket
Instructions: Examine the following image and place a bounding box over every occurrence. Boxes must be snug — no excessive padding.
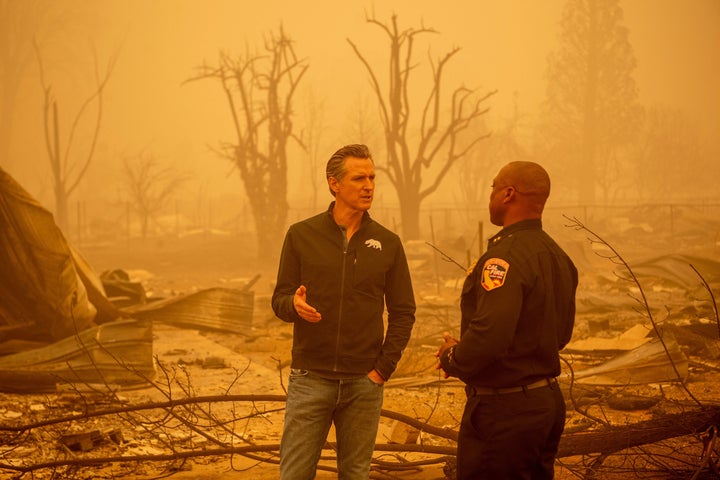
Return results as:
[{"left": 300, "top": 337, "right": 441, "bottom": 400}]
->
[
  {"left": 271, "top": 203, "right": 416, "bottom": 380},
  {"left": 440, "top": 219, "right": 577, "bottom": 387}
]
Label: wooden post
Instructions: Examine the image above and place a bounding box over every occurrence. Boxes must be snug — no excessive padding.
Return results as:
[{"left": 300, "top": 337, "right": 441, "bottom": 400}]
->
[{"left": 430, "top": 215, "right": 440, "bottom": 295}]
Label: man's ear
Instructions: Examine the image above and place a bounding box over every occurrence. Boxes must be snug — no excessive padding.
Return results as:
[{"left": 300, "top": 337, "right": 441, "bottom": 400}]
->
[
  {"left": 328, "top": 176, "right": 340, "bottom": 193},
  {"left": 503, "top": 186, "right": 516, "bottom": 203}
]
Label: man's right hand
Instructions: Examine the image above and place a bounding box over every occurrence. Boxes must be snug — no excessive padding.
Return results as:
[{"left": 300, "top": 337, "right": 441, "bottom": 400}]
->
[{"left": 293, "top": 285, "right": 322, "bottom": 323}]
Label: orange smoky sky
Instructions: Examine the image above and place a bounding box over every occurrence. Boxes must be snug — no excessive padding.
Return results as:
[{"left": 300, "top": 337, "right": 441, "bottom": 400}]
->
[{"left": 3, "top": 0, "right": 718, "bottom": 208}]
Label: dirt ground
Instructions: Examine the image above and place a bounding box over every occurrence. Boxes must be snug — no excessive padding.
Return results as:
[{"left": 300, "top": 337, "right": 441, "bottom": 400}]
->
[
  {"left": 2, "top": 232, "right": 719, "bottom": 479},
  {"left": 84, "top": 235, "right": 458, "bottom": 480}
]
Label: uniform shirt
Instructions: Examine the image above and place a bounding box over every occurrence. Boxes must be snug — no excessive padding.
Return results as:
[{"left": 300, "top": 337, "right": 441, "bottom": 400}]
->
[{"left": 441, "top": 219, "right": 577, "bottom": 388}]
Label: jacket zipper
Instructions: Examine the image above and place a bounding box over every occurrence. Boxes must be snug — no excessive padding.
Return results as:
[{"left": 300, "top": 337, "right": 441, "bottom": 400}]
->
[{"left": 334, "top": 226, "right": 349, "bottom": 372}]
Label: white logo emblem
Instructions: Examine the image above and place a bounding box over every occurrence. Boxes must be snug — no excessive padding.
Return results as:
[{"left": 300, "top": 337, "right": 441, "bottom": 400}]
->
[{"left": 365, "top": 239, "right": 382, "bottom": 250}]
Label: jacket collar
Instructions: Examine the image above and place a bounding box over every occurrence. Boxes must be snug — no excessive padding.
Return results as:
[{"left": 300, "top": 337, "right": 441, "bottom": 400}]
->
[
  {"left": 325, "top": 201, "right": 372, "bottom": 226},
  {"left": 487, "top": 218, "right": 542, "bottom": 249}
]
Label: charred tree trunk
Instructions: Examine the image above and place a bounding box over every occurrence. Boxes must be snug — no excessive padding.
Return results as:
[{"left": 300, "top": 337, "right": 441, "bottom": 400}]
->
[{"left": 558, "top": 406, "right": 720, "bottom": 458}]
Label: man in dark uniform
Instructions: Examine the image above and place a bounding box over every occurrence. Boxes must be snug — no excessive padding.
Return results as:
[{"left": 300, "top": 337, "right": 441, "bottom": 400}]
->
[{"left": 436, "top": 161, "right": 577, "bottom": 479}]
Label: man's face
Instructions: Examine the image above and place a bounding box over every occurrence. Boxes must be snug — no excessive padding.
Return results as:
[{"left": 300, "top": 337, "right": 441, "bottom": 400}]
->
[{"left": 332, "top": 157, "right": 375, "bottom": 212}]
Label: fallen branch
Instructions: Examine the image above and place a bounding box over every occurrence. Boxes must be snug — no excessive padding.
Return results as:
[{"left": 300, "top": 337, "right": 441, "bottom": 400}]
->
[
  {"left": 0, "top": 394, "right": 288, "bottom": 432},
  {"left": 557, "top": 405, "right": 720, "bottom": 458},
  {"left": 0, "top": 442, "right": 456, "bottom": 474},
  {"left": 3, "top": 406, "right": 718, "bottom": 475}
]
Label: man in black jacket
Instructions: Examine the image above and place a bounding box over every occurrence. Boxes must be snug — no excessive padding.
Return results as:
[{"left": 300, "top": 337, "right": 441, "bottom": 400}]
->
[
  {"left": 437, "top": 161, "right": 577, "bottom": 479},
  {"left": 272, "top": 144, "right": 416, "bottom": 480}
]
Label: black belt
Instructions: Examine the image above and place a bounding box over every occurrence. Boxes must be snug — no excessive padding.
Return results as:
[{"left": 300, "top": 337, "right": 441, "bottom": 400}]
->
[{"left": 466, "top": 378, "right": 557, "bottom": 397}]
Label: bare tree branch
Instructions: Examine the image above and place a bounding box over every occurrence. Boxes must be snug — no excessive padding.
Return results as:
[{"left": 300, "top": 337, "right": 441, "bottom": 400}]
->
[
  {"left": 347, "top": 12, "right": 495, "bottom": 239},
  {"left": 565, "top": 215, "right": 703, "bottom": 408},
  {"left": 186, "top": 27, "right": 307, "bottom": 258}
]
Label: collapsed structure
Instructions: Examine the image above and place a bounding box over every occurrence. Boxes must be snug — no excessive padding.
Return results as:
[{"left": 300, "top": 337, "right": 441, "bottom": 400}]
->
[{"left": 0, "top": 167, "right": 253, "bottom": 392}]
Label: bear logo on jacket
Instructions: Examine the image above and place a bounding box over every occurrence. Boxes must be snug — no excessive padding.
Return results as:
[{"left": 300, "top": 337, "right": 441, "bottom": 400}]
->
[{"left": 365, "top": 239, "right": 382, "bottom": 250}]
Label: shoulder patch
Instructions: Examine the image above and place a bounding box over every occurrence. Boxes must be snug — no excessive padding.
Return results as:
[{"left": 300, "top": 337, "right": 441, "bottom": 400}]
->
[{"left": 480, "top": 258, "right": 510, "bottom": 291}]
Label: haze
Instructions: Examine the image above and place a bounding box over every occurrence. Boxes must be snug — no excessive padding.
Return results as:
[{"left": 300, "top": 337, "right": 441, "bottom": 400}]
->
[{"left": 1, "top": 0, "right": 718, "bottom": 252}]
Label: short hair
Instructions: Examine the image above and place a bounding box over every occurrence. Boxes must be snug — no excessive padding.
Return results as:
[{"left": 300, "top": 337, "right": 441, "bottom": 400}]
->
[
  {"left": 499, "top": 161, "right": 551, "bottom": 214},
  {"left": 506, "top": 161, "right": 551, "bottom": 199},
  {"left": 325, "top": 144, "right": 372, "bottom": 197}
]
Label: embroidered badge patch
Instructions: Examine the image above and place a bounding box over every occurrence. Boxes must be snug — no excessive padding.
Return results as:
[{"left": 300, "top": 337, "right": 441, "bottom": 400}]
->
[
  {"left": 365, "top": 239, "right": 382, "bottom": 250},
  {"left": 480, "top": 258, "right": 510, "bottom": 291}
]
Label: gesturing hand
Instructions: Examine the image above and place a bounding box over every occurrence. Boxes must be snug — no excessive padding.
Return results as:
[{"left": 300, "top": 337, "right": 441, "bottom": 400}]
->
[
  {"left": 435, "top": 331, "right": 459, "bottom": 379},
  {"left": 293, "top": 285, "right": 322, "bottom": 323}
]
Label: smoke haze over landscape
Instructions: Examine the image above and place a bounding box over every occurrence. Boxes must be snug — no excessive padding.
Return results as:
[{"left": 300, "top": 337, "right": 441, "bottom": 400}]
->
[{"left": 1, "top": 0, "right": 718, "bottom": 247}]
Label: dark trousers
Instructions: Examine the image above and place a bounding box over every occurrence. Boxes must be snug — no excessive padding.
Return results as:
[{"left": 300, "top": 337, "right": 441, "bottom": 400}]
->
[{"left": 457, "top": 383, "right": 566, "bottom": 480}]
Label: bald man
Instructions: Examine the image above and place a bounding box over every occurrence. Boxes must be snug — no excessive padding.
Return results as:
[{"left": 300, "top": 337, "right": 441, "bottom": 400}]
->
[{"left": 437, "top": 161, "right": 578, "bottom": 479}]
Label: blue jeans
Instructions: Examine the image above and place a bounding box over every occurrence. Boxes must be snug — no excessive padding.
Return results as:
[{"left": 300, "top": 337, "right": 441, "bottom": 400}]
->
[{"left": 279, "top": 369, "right": 384, "bottom": 480}]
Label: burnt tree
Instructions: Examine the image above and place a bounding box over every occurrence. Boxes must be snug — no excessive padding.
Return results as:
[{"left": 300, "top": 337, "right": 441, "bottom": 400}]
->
[
  {"left": 190, "top": 26, "right": 308, "bottom": 260},
  {"left": 36, "top": 45, "right": 116, "bottom": 233},
  {"left": 122, "top": 151, "right": 189, "bottom": 240},
  {"left": 540, "top": 0, "right": 642, "bottom": 205},
  {"left": 348, "top": 13, "right": 495, "bottom": 240}
]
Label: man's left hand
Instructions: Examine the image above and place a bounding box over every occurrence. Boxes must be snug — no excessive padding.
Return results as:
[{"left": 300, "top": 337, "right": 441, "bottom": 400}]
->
[
  {"left": 435, "top": 331, "right": 459, "bottom": 378},
  {"left": 436, "top": 331, "right": 459, "bottom": 358}
]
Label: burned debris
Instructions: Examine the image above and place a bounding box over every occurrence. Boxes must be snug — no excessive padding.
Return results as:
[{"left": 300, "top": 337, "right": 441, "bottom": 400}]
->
[{"left": 1, "top": 165, "right": 720, "bottom": 478}]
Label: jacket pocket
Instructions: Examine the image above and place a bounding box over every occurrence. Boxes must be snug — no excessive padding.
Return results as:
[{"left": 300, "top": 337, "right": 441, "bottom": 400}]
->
[{"left": 351, "top": 249, "right": 386, "bottom": 299}]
